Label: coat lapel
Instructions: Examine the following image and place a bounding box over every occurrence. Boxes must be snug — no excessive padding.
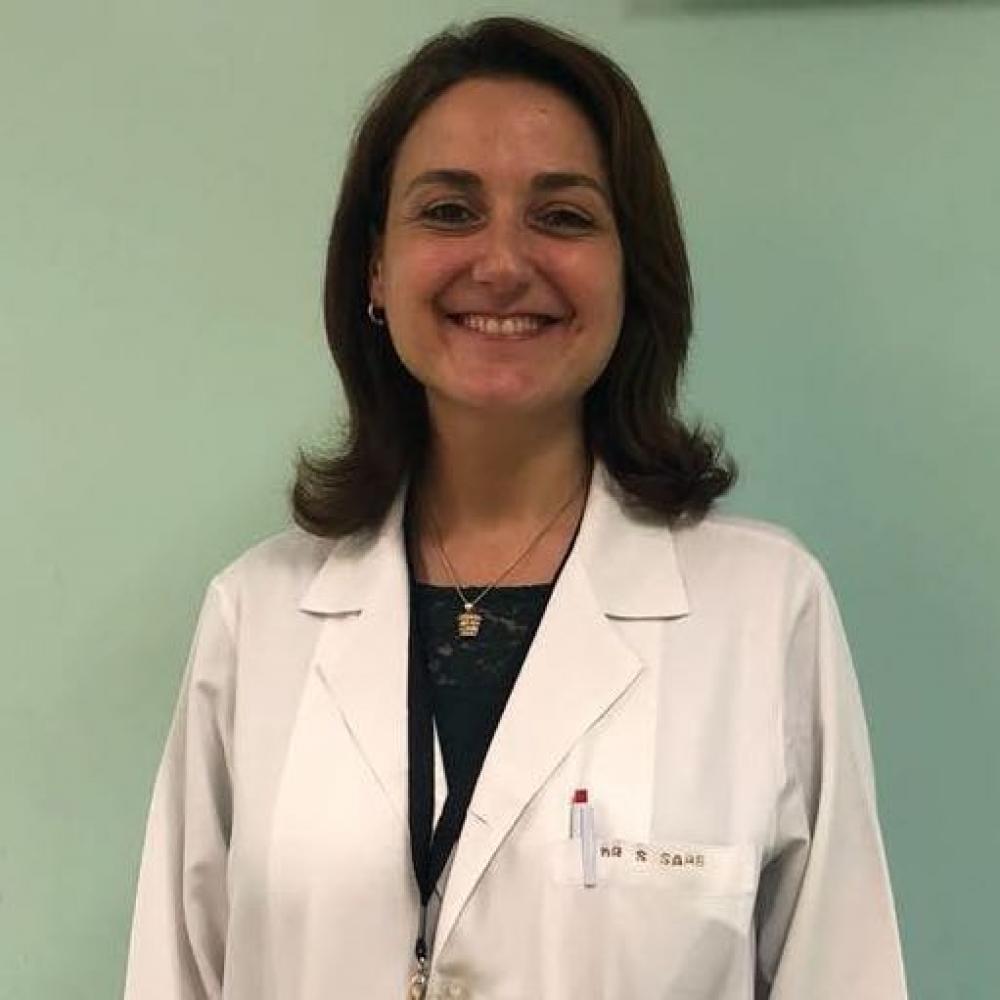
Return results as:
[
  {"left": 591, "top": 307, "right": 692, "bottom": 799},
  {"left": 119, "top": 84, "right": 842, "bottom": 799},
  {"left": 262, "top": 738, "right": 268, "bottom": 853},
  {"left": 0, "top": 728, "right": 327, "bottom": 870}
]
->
[
  {"left": 431, "top": 464, "right": 691, "bottom": 958},
  {"left": 299, "top": 493, "right": 412, "bottom": 822}
]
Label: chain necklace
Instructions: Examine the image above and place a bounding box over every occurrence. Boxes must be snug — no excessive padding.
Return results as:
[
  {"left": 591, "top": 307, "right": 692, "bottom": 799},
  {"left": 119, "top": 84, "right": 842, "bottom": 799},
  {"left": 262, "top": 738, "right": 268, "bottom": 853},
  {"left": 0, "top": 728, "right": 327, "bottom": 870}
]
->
[{"left": 425, "top": 477, "right": 586, "bottom": 639}]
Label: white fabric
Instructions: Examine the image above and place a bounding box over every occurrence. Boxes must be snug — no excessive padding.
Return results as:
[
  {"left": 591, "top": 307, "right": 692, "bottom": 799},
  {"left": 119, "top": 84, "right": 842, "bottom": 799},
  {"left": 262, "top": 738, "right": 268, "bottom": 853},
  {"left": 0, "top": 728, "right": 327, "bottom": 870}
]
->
[{"left": 123, "top": 463, "right": 908, "bottom": 999}]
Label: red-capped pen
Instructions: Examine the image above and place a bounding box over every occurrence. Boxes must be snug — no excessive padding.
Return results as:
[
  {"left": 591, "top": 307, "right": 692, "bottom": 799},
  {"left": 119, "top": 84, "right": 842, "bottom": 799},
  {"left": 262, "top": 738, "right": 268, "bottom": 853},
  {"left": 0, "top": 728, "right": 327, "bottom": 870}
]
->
[{"left": 570, "top": 789, "right": 597, "bottom": 887}]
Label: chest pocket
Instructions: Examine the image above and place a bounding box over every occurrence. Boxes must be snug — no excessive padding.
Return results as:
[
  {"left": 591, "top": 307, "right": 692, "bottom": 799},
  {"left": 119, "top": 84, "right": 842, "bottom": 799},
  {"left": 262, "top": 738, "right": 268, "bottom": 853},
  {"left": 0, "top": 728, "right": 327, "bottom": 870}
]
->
[
  {"left": 549, "top": 837, "right": 759, "bottom": 895},
  {"left": 533, "top": 837, "right": 760, "bottom": 998}
]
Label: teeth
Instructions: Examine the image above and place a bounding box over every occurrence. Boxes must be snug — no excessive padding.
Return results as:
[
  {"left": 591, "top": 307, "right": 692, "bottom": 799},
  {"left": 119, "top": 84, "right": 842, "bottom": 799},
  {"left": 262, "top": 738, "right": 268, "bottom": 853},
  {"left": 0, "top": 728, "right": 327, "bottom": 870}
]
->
[{"left": 453, "top": 313, "right": 552, "bottom": 335}]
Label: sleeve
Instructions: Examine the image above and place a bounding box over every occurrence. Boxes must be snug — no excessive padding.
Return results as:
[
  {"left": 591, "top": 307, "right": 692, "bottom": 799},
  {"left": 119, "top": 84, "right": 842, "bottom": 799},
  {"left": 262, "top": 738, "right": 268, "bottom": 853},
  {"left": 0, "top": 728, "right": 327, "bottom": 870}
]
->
[
  {"left": 754, "top": 560, "right": 909, "bottom": 999},
  {"left": 123, "top": 579, "right": 237, "bottom": 1000}
]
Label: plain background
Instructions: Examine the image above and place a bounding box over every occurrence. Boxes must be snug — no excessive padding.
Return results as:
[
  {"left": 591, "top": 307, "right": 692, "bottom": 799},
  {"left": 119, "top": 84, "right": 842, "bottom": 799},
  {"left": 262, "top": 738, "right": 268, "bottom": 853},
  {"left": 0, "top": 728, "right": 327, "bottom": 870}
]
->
[{"left": 2, "top": 1, "right": 998, "bottom": 996}]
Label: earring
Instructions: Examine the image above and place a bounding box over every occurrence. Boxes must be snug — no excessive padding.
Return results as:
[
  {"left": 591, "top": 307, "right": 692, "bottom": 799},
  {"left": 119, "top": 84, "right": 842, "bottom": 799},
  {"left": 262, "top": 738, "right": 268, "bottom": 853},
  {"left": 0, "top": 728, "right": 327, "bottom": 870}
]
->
[{"left": 367, "top": 301, "right": 386, "bottom": 326}]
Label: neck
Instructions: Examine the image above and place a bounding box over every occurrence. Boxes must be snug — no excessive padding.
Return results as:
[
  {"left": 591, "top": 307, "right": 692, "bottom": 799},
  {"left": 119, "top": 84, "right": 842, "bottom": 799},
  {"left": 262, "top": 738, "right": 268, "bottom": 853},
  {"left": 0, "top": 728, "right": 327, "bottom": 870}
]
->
[
  {"left": 417, "top": 403, "right": 589, "bottom": 530},
  {"left": 407, "top": 402, "right": 591, "bottom": 586}
]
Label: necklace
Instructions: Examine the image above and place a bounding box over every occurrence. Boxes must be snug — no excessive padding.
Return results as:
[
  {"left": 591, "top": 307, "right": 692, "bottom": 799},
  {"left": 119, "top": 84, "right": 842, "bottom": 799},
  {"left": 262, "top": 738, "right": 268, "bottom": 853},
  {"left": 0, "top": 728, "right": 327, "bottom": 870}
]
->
[{"left": 425, "top": 477, "right": 586, "bottom": 639}]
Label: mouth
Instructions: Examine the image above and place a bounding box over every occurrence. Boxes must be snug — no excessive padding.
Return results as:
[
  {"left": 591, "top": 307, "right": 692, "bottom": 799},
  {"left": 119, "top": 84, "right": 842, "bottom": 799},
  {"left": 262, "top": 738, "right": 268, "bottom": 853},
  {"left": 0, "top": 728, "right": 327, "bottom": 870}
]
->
[{"left": 445, "top": 312, "right": 565, "bottom": 339}]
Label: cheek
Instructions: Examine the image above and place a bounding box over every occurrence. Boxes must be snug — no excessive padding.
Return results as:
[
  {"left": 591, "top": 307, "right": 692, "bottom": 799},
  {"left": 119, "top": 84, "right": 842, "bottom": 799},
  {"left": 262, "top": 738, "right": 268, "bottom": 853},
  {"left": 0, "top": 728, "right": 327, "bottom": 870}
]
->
[
  {"left": 595, "top": 259, "right": 625, "bottom": 332},
  {"left": 385, "top": 242, "right": 465, "bottom": 303},
  {"left": 542, "top": 243, "right": 622, "bottom": 305}
]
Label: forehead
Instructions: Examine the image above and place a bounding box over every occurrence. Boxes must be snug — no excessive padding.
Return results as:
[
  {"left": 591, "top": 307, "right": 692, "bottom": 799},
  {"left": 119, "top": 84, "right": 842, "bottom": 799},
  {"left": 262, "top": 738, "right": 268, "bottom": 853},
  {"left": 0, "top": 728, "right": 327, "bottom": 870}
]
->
[{"left": 390, "top": 77, "right": 607, "bottom": 192}]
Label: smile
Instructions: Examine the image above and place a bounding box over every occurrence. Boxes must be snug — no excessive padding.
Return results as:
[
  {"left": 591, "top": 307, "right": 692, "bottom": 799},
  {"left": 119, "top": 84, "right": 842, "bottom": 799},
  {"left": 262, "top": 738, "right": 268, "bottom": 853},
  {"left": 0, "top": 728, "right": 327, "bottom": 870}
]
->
[{"left": 447, "top": 313, "right": 562, "bottom": 337}]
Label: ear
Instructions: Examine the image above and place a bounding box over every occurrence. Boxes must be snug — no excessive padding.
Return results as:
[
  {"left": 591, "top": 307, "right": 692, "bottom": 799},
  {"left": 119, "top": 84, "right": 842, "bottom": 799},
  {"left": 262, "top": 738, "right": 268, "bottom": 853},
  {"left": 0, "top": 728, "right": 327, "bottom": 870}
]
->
[{"left": 368, "top": 242, "right": 385, "bottom": 307}]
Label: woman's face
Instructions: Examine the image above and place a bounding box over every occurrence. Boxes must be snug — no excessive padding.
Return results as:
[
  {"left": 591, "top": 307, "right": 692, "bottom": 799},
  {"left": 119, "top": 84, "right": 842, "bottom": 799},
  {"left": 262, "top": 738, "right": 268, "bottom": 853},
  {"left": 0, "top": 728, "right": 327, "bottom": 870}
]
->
[{"left": 369, "top": 76, "right": 624, "bottom": 424}]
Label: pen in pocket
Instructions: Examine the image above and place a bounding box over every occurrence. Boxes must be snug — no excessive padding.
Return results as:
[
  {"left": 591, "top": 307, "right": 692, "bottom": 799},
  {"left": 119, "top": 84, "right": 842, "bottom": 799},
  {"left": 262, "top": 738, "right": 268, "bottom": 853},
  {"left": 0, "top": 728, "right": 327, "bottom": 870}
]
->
[{"left": 570, "top": 788, "right": 598, "bottom": 887}]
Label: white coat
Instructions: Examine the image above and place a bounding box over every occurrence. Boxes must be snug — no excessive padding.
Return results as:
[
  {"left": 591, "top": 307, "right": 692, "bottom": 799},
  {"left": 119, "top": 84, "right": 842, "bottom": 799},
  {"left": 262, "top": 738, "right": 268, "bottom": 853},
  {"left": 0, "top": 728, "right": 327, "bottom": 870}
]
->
[{"left": 123, "top": 463, "right": 908, "bottom": 999}]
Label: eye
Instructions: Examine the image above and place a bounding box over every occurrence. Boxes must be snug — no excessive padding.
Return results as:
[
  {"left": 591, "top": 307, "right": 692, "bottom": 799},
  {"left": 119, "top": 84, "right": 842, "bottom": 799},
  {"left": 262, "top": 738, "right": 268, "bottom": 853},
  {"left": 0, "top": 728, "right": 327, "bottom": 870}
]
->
[
  {"left": 421, "top": 202, "right": 476, "bottom": 225},
  {"left": 537, "top": 207, "right": 595, "bottom": 232}
]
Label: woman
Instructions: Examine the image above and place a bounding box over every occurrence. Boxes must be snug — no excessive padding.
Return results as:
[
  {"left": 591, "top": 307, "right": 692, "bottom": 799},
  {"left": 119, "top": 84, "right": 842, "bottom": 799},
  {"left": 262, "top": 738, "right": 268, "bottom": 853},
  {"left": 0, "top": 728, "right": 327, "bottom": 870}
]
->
[{"left": 124, "top": 16, "right": 908, "bottom": 1000}]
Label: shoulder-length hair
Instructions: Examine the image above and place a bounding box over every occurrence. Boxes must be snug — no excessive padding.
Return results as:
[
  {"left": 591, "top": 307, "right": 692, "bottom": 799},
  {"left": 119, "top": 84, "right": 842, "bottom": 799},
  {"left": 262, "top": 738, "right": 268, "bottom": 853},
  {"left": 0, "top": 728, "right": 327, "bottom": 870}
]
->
[{"left": 291, "top": 15, "right": 737, "bottom": 538}]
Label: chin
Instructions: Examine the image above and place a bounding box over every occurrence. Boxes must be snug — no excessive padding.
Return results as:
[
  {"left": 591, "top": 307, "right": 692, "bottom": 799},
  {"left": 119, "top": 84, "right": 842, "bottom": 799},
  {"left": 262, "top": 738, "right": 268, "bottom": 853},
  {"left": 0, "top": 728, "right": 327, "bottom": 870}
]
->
[{"left": 440, "top": 384, "right": 581, "bottom": 422}]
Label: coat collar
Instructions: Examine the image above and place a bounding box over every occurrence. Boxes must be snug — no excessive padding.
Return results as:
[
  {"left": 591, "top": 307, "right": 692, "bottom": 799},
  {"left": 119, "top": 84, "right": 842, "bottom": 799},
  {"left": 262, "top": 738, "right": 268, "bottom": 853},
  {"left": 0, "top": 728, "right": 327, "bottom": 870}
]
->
[{"left": 298, "top": 460, "right": 690, "bottom": 619}]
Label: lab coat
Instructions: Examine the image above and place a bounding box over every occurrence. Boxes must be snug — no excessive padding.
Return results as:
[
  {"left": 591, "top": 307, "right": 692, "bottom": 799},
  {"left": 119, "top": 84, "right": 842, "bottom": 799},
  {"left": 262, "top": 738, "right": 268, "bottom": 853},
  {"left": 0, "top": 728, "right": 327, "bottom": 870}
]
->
[{"left": 123, "top": 463, "right": 908, "bottom": 999}]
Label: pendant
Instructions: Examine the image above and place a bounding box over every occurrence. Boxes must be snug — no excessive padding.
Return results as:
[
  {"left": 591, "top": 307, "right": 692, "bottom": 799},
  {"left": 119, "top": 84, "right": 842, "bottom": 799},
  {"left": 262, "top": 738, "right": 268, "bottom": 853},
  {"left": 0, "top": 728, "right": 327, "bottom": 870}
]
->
[
  {"left": 407, "top": 966, "right": 428, "bottom": 999},
  {"left": 456, "top": 602, "right": 482, "bottom": 638}
]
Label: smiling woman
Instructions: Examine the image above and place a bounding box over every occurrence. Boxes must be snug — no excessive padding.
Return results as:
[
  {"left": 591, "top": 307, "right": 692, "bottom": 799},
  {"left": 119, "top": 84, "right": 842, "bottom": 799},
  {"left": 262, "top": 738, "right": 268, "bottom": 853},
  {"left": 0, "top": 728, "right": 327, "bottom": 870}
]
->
[{"left": 123, "top": 15, "right": 908, "bottom": 1000}]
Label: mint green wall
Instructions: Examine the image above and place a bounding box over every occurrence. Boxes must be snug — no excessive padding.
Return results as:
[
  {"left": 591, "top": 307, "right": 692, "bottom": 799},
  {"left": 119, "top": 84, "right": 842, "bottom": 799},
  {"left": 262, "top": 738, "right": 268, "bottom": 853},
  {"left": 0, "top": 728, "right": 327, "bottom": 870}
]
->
[{"left": 2, "top": 1, "right": 997, "bottom": 996}]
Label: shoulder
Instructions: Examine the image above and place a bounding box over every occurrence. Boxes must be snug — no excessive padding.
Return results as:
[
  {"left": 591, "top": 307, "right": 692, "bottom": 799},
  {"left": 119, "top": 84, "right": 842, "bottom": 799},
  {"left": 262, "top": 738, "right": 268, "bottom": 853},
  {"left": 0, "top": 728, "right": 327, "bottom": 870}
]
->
[
  {"left": 207, "top": 524, "right": 338, "bottom": 613},
  {"left": 674, "top": 510, "right": 819, "bottom": 566},
  {"left": 670, "top": 510, "right": 832, "bottom": 611}
]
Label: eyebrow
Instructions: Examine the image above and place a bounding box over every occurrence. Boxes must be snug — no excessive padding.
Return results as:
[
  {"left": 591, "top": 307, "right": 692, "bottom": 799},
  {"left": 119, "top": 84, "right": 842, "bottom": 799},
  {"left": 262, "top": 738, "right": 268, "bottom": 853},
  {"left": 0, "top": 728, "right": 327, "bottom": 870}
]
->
[{"left": 403, "top": 168, "right": 612, "bottom": 207}]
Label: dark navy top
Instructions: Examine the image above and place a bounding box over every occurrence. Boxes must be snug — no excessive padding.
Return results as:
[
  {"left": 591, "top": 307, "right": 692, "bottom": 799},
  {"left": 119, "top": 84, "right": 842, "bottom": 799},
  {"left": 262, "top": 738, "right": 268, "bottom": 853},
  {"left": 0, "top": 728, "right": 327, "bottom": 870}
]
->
[{"left": 410, "top": 582, "right": 552, "bottom": 807}]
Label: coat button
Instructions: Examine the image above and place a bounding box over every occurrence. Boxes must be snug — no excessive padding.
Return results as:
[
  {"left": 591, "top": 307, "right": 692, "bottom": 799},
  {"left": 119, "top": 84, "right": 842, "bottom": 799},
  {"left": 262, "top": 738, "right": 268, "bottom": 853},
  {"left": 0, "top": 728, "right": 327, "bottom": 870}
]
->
[{"left": 427, "top": 976, "right": 468, "bottom": 999}]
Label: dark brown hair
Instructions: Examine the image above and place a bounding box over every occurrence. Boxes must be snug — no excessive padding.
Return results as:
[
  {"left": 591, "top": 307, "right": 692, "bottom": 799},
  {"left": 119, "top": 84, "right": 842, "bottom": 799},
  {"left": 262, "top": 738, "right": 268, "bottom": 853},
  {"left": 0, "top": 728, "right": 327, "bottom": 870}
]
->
[{"left": 291, "top": 15, "right": 737, "bottom": 538}]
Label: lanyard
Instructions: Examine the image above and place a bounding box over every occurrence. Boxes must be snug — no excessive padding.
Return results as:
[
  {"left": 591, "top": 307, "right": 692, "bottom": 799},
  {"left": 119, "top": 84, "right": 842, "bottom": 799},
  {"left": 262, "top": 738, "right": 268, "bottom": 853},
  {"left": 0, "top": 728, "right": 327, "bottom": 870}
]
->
[{"left": 403, "top": 494, "right": 450, "bottom": 976}]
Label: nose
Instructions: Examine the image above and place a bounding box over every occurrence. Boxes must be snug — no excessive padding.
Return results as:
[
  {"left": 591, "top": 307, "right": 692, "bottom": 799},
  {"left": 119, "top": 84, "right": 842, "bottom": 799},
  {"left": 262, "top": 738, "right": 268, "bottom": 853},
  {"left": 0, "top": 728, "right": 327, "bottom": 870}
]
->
[{"left": 470, "top": 217, "right": 533, "bottom": 294}]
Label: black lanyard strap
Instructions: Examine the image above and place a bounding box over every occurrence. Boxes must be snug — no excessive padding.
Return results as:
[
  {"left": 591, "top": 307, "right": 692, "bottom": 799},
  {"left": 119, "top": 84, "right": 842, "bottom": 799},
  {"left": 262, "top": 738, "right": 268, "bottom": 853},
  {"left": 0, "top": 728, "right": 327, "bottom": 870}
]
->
[{"left": 406, "top": 600, "right": 435, "bottom": 920}]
